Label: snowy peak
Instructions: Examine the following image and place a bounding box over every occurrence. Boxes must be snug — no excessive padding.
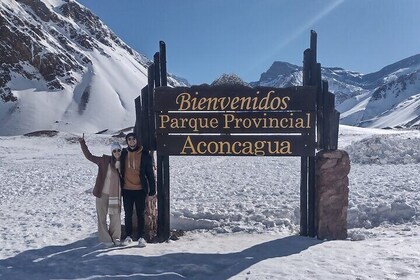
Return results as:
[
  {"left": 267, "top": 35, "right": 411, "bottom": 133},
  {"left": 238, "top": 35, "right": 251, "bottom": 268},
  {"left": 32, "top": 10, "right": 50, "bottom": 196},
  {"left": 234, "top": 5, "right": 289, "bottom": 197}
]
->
[
  {"left": 259, "top": 61, "right": 301, "bottom": 82},
  {"left": 252, "top": 62, "right": 302, "bottom": 88},
  {"left": 255, "top": 57, "right": 420, "bottom": 129}
]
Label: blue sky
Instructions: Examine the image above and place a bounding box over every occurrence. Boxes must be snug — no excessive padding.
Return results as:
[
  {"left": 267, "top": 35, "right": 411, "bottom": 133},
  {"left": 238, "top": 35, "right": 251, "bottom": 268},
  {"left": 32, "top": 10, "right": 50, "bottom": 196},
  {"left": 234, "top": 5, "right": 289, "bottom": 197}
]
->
[{"left": 77, "top": 0, "right": 420, "bottom": 85}]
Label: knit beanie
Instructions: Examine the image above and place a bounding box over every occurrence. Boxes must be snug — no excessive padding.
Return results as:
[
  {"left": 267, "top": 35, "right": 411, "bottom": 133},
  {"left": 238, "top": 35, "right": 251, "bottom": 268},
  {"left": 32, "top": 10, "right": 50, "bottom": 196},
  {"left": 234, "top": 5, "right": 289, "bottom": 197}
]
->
[{"left": 111, "top": 142, "right": 122, "bottom": 152}]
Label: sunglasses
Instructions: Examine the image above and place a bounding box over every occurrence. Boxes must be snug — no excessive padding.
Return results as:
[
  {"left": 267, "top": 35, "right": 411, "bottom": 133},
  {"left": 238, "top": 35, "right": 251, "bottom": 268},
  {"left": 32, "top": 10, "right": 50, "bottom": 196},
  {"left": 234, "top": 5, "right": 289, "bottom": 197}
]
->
[{"left": 112, "top": 149, "right": 121, "bottom": 153}]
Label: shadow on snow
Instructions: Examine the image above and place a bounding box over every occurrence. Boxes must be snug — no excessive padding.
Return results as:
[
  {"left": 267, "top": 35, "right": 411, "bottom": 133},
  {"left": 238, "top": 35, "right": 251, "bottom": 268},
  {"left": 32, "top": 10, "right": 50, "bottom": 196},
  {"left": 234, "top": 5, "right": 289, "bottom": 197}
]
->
[{"left": 0, "top": 234, "right": 323, "bottom": 279}]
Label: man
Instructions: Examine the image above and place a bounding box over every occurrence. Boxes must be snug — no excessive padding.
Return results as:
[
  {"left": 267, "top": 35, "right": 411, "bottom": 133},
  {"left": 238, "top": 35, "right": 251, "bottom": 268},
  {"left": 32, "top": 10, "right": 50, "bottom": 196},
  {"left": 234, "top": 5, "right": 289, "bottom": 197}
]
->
[{"left": 120, "top": 132, "right": 156, "bottom": 247}]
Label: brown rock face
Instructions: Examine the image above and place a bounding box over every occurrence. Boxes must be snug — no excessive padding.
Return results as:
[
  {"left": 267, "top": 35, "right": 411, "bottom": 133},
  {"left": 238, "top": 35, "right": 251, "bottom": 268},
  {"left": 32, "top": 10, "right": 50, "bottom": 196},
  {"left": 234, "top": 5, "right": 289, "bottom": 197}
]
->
[
  {"left": 0, "top": 0, "right": 81, "bottom": 99},
  {"left": 315, "top": 150, "right": 350, "bottom": 240}
]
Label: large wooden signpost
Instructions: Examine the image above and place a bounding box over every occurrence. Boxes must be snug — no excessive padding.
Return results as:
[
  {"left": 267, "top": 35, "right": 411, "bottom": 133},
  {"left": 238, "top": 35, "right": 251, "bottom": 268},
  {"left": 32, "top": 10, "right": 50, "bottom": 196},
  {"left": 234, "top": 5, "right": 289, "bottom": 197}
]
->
[{"left": 135, "top": 31, "right": 340, "bottom": 241}]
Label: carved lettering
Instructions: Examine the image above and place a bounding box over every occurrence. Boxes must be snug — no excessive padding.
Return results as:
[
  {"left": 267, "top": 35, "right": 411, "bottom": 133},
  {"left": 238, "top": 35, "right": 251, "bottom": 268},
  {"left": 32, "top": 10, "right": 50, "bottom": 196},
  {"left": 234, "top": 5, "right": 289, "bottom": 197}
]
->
[{"left": 179, "top": 136, "right": 293, "bottom": 156}]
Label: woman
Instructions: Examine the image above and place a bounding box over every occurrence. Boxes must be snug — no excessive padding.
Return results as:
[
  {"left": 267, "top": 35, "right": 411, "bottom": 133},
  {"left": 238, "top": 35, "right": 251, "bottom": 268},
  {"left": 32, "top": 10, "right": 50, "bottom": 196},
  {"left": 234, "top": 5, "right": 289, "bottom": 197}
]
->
[{"left": 79, "top": 135, "right": 122, "bottom": 246}]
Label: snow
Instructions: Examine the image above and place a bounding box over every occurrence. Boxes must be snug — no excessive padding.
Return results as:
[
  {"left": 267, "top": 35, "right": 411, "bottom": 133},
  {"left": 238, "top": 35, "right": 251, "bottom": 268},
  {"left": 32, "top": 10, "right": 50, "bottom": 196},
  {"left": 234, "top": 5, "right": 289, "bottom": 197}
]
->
[
  {"left": 42, "top": 0, "right": 67, "bottom": 8},
  {"left": 367, "top": 93, "right": 420, "bottom": 128},
  {"left": 0, "top": 125, "right": 419, "bottom": 279}
]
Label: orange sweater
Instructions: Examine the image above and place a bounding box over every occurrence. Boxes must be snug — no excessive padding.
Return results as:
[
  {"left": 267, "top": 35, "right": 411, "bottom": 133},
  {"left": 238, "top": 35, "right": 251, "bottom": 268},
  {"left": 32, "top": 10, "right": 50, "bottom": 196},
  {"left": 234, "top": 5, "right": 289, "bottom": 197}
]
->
[{"left": 123, "top": 149, "right": 142, "bottom": 190}]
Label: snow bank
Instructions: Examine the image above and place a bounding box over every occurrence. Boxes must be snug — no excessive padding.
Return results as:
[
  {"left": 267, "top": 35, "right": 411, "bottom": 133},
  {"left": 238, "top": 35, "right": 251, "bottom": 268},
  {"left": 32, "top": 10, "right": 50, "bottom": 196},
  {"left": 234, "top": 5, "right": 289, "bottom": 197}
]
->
[{"left": 346, "top": 133, "right": 420, "bottom": 164}]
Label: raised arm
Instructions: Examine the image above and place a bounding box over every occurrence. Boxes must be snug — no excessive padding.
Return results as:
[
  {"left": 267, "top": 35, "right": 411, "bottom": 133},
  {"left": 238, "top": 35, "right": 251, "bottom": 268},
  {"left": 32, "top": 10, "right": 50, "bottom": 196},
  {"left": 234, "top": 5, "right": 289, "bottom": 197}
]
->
[{"left": 79, "top": 135, "right": 101, "bottom": 165}]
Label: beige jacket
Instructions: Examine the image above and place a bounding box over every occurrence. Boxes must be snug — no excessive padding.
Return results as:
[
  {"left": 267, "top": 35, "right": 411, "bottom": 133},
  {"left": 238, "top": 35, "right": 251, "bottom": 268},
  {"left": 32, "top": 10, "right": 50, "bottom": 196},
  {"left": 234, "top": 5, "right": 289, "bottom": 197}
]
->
[{"left": 80, "top": 140, "right": 119, "bottom": 198}]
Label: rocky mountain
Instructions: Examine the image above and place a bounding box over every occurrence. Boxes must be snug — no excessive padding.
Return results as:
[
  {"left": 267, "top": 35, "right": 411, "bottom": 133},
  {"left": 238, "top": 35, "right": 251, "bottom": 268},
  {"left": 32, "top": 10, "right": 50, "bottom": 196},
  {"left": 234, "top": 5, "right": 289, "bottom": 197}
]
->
[
  {"left": 0, "top": 0, "right": 184, "bottom": 136},
  {"left": 252, "top": 55, "right": 420, "bottom": 129},
  {"left": 211, "top": 73, "right": 251, "bottom": 87}
]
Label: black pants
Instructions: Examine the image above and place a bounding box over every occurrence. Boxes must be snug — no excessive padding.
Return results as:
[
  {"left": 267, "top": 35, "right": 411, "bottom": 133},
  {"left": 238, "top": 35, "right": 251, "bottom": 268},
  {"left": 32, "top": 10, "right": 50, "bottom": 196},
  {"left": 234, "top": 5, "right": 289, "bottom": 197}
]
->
[{"left": 122, "top": 189, "right": 147, "bottom": 239}]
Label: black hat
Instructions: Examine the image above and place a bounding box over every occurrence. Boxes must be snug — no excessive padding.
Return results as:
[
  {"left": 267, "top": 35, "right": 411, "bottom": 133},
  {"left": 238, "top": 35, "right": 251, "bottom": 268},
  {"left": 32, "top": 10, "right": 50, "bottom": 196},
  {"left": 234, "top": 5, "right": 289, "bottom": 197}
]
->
[{"left": 125, "top": 132, "right": 136, "bottom": 144}]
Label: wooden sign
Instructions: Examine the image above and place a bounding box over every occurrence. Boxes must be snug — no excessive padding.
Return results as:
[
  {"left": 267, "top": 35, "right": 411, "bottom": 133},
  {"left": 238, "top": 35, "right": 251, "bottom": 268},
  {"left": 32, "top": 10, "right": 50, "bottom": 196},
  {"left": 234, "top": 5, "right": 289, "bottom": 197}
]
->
[{"left": 154, "top": 85, "right": 316, "bottom": 157}]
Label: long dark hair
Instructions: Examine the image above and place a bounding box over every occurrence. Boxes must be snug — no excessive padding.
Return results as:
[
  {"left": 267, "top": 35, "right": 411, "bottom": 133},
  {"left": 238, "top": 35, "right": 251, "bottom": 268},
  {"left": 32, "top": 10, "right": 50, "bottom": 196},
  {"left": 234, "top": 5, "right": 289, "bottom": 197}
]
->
[{"left": 111, "top": 154, "right": 121, "bottom": 174}]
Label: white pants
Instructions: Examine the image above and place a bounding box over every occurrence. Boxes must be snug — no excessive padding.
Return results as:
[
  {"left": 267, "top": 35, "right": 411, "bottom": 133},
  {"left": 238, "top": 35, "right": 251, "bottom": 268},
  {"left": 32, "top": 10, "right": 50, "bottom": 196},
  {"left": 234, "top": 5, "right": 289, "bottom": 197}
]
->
[{"left": 96, "top": 194, "right": 121, "bottom": 243}]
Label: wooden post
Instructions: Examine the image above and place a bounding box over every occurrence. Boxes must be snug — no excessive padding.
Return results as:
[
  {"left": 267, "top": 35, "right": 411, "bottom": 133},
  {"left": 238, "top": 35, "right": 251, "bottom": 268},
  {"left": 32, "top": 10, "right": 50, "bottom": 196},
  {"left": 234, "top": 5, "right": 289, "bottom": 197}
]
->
[
  {"left": 300, "top": 158, "right": 308, "bottom": 236},
  {"left": 159, "top": 41, "right": 168, "bottom": 86},
  {"left": 310, "top": 30, "right": 317, "bottom": 64},
  {"left": 140, "top": 86, "right": 150, "bottom": 150},
  {"left": 301, "top": 31, "right": 319, "bottom": 237},
  {"left": 321, "top": 80, "right": 340, "bottom": 150},
  {"left": 134, "top": 96, "right": 141, "bottom": 140},
  {"left": 157, "top": 41, "right": 170, "bottom": 241},
  {"left": 147, "top": 64, "right": 157, "bottom": 151},
  {"left": 322, "top": 81, "right": 330, "bottom": 150},
  {"left": 315, "top": 63, "right": 324, "bottom": 149},
  {"left": 303, "top": 49, "right": 311, "bottom": 85},
  {"left": 154, "top": 52, "right": 161, "bottom": 87},
  {"left": 308, "top": 156, "right": 316, "bottom": 237},
  {"left": 300, "top": 48, "right": 312, "bottom": 236},
  {"left": 329, "top": 110, "right": 340, "bottom": 150}
]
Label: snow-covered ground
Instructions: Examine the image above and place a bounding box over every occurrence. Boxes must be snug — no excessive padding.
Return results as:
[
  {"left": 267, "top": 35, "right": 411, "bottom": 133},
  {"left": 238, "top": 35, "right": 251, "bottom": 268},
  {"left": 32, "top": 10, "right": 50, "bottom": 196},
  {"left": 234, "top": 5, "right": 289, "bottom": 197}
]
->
[{"left": 0, "top": 125, "right": 419, "bottom": 279}]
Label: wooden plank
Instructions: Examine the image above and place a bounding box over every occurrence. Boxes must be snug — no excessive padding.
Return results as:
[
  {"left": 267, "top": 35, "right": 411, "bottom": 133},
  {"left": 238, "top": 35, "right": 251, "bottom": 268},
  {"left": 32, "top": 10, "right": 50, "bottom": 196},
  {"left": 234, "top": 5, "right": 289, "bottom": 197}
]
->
[
  {"left": 134, "top": 96, "right": 141, "bottom": 141},
  {"left": 157, "top": 134, "right": 315, "bottom": 157},
  {"left": 156, "top": 111, "right": 315, "bottom": 134},
  {"left": 303, "top": 49, "right": 311, "bottom": 86},
  {"left": 153, "top": 52, "right": 161, "bottom": 87},
  {"left": 308, "top": 156, "right": 316, "bottom": 237},
  {"left": 300, "top": 45, "right": 311, "bottom": 236},
  {"left": 159, "top": 41, "right": 167, "bottom": 86},
  {"left": 310, "top": 30, "right": 317, "bottom": 63},
  {"left": 327, "top": 110, "right": 340, "bottom": 150},
  {"left": 156, "top": 154, "right": 165, "bottom": 240},
  {"left": 141, "top": 86, "right": 150, "bottom": 150},
  {"left": 317, "top": 80, "right": 326, "bottom": 149},
  {"left": 300, "top": 157, "right": 308, "bottom": 236},
  {"left": 148, "top": 64, "right": 157, "bottom": 151},
  {"left": 162, "top": 155, "right": 170, "bottom": 241},
  {"left": 158, "top": 41, "right": 170, "bottom": 242},
  {"left": 154, "top": 86, "right": 317, "bottom": 112}
]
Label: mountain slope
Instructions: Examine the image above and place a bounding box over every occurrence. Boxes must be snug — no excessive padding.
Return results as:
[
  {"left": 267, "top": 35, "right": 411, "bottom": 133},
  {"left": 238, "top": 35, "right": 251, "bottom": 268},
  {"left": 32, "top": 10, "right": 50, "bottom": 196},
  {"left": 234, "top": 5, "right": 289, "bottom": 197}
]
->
[{"left": 0, "top": 0, "right": 182, "bottom": 136}]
